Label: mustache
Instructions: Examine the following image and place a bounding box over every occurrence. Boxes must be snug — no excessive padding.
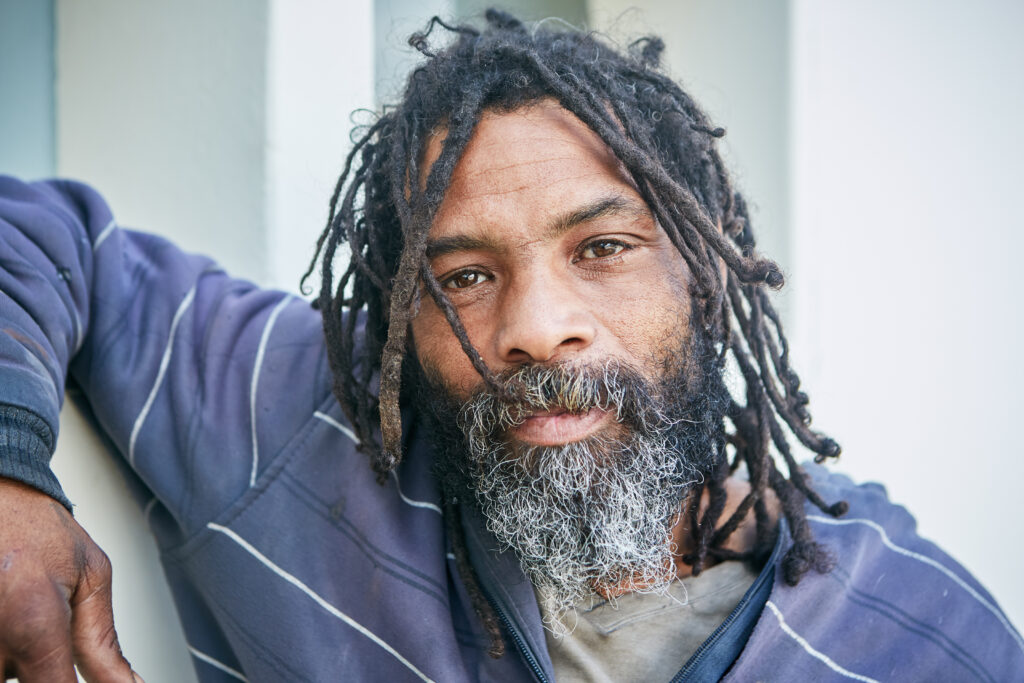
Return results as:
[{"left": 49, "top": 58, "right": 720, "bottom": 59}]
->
[{"left": 456, "top": 359, "right": 681, "bottom": 439}]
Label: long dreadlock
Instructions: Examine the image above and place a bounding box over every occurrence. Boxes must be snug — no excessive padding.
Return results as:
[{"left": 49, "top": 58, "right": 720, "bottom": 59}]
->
[{"left": 301, "top": 9, "right": 846, "bottom": 658}]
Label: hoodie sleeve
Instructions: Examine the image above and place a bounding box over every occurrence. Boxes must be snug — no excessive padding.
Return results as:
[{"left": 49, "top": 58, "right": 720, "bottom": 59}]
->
[{"left": 0, "top": 177, "right": 332, "bottom": 532}]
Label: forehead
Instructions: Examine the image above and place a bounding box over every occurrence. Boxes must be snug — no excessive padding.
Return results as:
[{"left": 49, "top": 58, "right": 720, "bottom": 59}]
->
[{"left": 422, "top": 100, "right": 639, "bottom": 237}]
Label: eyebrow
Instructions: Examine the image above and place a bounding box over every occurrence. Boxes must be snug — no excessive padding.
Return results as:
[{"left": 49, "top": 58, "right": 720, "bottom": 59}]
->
[{"left": 425, "top": 194, "right": 649, "bottom": 260}]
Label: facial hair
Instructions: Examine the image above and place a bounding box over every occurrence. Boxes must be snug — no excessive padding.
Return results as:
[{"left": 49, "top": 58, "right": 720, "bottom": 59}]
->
[{"left": 421, "top": 346, "right": 730, "bottom": 627}]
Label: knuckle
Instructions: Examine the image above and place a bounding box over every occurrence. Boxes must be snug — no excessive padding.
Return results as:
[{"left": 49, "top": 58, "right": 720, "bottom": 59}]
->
[
  {"left": 86, "top": 546, "right": 113, "bottom": 582},
  {"left": 77, "top": 544, "right": 113, "bottom": 595}
]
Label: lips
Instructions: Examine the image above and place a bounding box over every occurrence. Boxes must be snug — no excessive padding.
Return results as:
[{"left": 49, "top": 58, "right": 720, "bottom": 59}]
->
[{"left": 510, "top": 406, "right": 614, "bottom": 446}]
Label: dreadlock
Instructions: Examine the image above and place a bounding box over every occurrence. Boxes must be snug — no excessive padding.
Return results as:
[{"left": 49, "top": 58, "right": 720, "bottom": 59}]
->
[{"left": 301, "top": 9, "right": 846, "bottom": 658}]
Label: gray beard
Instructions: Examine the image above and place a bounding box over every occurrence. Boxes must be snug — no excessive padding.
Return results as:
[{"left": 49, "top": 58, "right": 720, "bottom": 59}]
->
[{"left": 423, "top": 356, "right": 727, "bottom": 627}]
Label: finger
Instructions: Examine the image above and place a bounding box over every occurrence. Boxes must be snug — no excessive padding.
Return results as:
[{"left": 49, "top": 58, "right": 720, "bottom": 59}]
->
[
  {"left": 0, "top": 580, "right": 78, "bottom": 683},
  {"left": 68, "top": 548, "right": 133, "bottom": 682},
  {"left": 6, "top": 643, "right": 78, "bottom": 683},
  {"left": 4, "top": 600, "right": 78, "bottom": 683}
]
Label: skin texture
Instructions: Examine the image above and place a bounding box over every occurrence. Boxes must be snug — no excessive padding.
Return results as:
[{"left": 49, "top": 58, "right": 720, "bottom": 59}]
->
[
  {"left": 0, "top": 478, "right": 141, "bottom": 682},
  {"left": 411, "top": 100, "right": 765, "bottom": 584},
  {"left": 413, "top": 100, "right": 691, "bottom": 409}
]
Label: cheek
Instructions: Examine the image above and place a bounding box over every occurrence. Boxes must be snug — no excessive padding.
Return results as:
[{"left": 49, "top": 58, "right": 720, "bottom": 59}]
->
[
  {"left": 599, "top": 254, "right": 693, "bottom": 365},
  {"left": 411, "top": 306, "right": 482, "bottom": 398},
  {"left": 609, "top": 295, "right": 691, "bottom": 369}
]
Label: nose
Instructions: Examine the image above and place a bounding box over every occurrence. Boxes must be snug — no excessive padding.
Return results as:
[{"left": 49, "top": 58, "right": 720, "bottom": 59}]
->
[{"left": 493, "top": 275, "right": 597, "bottom": 364}]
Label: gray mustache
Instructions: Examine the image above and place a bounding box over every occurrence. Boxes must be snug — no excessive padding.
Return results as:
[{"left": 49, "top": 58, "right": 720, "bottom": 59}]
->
[{"left": 457, "top": 360, "right": 675, "bottom": 437}]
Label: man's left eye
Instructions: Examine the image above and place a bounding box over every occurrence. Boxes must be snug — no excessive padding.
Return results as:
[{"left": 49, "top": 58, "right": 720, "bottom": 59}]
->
[
  {"left": 442, "top": 270, "right": 489, "bottom": 289},
  {"left": 579, "top": 240, "right": 627, "bottom": 259}
]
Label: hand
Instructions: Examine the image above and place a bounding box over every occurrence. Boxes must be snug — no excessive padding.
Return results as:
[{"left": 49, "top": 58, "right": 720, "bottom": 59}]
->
[{"left": 0, "top": 478, "right": 142, "bottom": 682}]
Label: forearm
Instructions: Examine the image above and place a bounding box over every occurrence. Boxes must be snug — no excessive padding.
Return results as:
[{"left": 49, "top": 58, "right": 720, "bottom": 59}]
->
[{"left": 1, "top": 177, "right": 123, "bottom": 509}]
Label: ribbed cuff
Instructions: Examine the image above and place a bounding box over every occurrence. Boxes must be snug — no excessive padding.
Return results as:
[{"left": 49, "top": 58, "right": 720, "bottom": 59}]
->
[{"left": 0, "top": 404, "right": 72, "bottom": 511}]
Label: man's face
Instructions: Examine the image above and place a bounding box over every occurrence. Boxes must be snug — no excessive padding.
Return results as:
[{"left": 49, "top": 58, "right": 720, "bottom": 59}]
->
[
  {"left": 411, "top": 99, "right": 694, "bottom": 422},
  {"left": 409, "top": 100, "right": 728, "bottom": 619}
]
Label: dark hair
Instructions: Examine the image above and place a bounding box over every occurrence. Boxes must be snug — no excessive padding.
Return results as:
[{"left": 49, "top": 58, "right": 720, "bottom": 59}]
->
[{"left": 302, "top": 9, "right": 846, "bottom": 658}]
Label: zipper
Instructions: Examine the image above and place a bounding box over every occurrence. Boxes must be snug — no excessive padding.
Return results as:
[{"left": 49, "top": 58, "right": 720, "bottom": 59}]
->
[
  {"left": 488, "top": 595, "right": 550, "bottom": 683},
  {"left": 668, "top": 583, "right": 752, "bottom": 683},
  {"left": 459, "top": 501, "right": 550, "bottom": 683},
  {"left": 669, "top": 521, "right": 786, "bottom": 682}
]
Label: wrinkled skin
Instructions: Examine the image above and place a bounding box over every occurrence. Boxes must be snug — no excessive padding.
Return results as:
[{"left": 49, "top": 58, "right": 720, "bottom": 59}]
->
[{"left": 0, "top": 478, "right": 141, "bottom": 682}]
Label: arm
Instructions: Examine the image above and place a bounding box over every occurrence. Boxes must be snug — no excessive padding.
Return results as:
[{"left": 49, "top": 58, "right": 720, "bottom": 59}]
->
[{"left": 0, "top": 176, "right": 330, "bottom": 680}]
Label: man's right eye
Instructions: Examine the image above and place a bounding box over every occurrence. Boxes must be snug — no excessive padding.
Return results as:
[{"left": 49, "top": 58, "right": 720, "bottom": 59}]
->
[{"left": 442, "top": 270, "right": 489, "bottom": 290}]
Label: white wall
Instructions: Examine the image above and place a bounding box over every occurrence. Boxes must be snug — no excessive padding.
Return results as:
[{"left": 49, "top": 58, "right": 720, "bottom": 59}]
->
[
  {"left": 588, "top": 0, "right": 791, "bottom": 273},
  {"left": 56, "top": 0, "right": 270, "bottom": 284},
  {"left": 265, "top": 0, "right": 374, "bottom": 291},
  {"left": 790, "top": 0, "right": 1024, "bottom": 629},
  {"left": 375, "top": 0, "right": 454, "bottom": 104}
]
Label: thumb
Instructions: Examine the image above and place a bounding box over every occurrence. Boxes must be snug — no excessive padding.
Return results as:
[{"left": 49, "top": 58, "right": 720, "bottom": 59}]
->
[{"left": 68, "top": 547, "right": 136, "bottom": 682}]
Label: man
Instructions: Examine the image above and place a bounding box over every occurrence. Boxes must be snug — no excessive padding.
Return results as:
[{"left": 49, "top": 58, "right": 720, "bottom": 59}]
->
[{"left": 0, "top": 10, "right": 1020, "bottom": 682}]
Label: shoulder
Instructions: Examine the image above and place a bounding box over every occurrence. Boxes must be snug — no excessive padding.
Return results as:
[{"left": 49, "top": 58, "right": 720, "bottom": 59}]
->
[
  {"left": 801, "top": 463, "right": 925, "bottom": 555},
  {"left": 727, "top": 464, "right": 1024, "bottom": 682}
]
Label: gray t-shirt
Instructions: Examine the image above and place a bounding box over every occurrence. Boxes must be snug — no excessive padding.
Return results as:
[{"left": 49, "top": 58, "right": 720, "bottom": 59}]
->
[{"left": 538, "top": 560, "right": 758, "bottom": 682}]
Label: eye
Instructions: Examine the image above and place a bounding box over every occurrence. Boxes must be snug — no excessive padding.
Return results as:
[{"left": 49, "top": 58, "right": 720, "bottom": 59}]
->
[
  {"left": 577, "top": 239, "right": 630, "bottom": 260},
  {"left": 442, "top": 269, "right": 490, "bottom": 290}
]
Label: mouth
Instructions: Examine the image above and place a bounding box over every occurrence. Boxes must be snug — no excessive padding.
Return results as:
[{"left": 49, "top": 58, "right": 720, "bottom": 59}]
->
[{"left": 509, "top": 406, "right": 615, "bottom": 446}]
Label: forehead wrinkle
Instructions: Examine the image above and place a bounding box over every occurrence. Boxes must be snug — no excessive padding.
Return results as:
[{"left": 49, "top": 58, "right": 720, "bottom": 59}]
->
[
  {"left": 462, "top": 152, "right": 582, "bottom": 177},
  {"left": 428, "top": 153, "right": 590, "bottom": 228},
  {"left": 450, "top": 168, "right": 623, "bottom": 201}
]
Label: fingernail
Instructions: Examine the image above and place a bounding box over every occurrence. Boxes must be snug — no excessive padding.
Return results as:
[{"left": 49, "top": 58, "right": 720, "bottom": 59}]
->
[{"left": 132, "top": 671, "right": 146, "bottom": 683}]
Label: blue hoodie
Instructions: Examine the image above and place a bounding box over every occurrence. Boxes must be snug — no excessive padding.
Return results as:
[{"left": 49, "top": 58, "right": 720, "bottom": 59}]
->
[{"left": 1, "top": 177, "right": 1021, "bottom": 681}]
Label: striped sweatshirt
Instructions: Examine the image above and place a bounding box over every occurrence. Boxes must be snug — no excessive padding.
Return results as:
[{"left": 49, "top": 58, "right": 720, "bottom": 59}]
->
[{"left": 1, "top": 177, "right": 1022, "bottom": 681}]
